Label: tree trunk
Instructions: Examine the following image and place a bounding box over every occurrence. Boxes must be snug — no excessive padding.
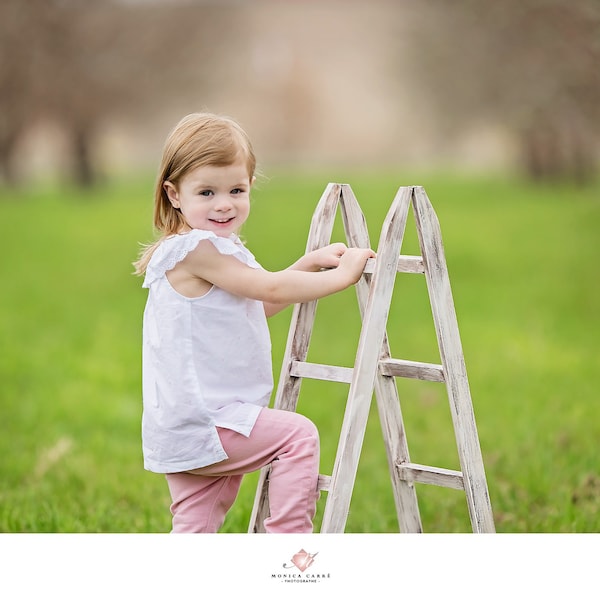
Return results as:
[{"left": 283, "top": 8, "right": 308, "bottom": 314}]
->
[
  {"left": 71, "top": 126, "right": 95, "bottom": 188},
  {"left": 0, "top": 123, "right": 24, "bottom": 186}
]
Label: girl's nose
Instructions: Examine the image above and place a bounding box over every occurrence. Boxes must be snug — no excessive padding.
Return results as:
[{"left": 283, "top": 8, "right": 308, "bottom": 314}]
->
[{"left": 214, "top": 194, "right": 233, "bottom": 211}]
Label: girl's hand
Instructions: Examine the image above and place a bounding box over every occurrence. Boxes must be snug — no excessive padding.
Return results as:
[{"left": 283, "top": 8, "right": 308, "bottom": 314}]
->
[
  {"left": 298, "top": 243, "right": 375, "bottom": 279},
  {"left": 307, "top": 243, "right": 348, "bottom": 270},
  {"left": 260, "top": 243, "right": 374, "bottom": 316},
  {"left": 336, "top": 247, "right": 377, "bottom": 284}
]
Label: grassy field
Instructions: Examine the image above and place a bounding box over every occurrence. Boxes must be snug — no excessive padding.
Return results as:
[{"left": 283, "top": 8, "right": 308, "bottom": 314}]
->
[{"left": 0, "top": 169, "right": 598, "bottom": 533}]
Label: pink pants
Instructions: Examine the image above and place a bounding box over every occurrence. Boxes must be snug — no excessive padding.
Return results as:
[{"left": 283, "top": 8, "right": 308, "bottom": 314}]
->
[{"left": 165, "top": 408, "right": 320, "bottom": 533}]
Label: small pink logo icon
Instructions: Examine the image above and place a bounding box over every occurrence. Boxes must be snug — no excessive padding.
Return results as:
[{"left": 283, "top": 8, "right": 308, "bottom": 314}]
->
[{"left": 286, "top": 549, "right": 318, "bottom": 572}]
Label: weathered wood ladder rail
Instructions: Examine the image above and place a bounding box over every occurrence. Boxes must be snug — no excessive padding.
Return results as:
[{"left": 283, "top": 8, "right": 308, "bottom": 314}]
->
[{"left": 249, "top": 184, "right": 495, "bottom": 533}]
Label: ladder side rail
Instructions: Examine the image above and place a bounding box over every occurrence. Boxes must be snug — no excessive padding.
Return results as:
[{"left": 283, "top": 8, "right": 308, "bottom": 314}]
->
[
  {"left": 248, "top": 183, "right": 342, "bottom": 532},
  {"left": 273, "top": 181, "right": 345, "bottom": 411},
  {"left": 372, "top": 359, "right": 423, "bottom": 532},
  {"left": 340, "top": 185, "right": 423, "bottom": 532},
  {"left": 320, "top": 186, "right": 413, "bottom": 532},
  {"left": 247, "top": 467, "right": 271, "bottom": 533},
  {"left": 362, "top": 187, "right": 423, "bottom": 532},
  {"left": 412, "top": 186, "right": 495, "bottom": 533},
  {"left": 338, "top": 184, "right": 371, "bottom": 251}
]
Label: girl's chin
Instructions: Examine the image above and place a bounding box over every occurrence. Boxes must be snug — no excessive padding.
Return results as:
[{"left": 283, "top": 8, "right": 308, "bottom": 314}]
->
[
  {"left": 208, "top": 225, "right": 236, "bottom": 237},
  {"left": 192, "top": 220, "right": 236, "bottom": 236}
]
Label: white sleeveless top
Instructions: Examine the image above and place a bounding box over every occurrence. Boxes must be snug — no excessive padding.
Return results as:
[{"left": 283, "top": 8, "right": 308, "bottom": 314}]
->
[{"left": 141, "top": 230, "right": 273, "bottom": 473}]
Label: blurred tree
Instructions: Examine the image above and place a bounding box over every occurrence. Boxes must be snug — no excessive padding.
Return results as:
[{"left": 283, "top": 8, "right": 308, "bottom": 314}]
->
[
  {"left": 0, "top": 0, "right": 229, "bottom": 187},
  {"left": 0, "top": 1, "right": 44, "bottom": 184},
  {"left": 408, "top": 0, "right": 600, "bottom": 182}
]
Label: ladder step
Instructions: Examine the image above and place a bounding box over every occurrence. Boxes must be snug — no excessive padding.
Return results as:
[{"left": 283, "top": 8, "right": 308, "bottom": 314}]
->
[
  {"left": 379, "top": 358, "right": 445, "bottom": 382},
  {"left": 290, "top": 360, "right": 353, "bottom": 384},
  {"left": 397, "top": 462, "right": 464, "bottom": 490},
  {"left": 318, "top": 474, "right": 331, "bottom": 491},
  {"left": 291, "top": 359, "right": 445, "bottom": 383},
  {"left": 319, "top": 466, "right": 464, "bottom": 494},
  {"left": 364, "top": 255, "right": 424, "bottom": 274}
]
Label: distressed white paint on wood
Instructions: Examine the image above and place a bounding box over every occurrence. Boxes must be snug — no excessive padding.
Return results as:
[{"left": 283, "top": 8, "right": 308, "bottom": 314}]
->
[
  {"left": 290, "top": 361, "right": 354, "bottom": 384},
  {"left": 248, "top": 183, "right": 342, "bottom": 533},
  {"left": 290, "top": 358, "right": 445, "bottom": 385},
  {"left": 335, "top": 185, "right": 423, "bottom": 533},
  {"left": 397, "top": 462, "right": 464, "bottom": 490},
  {"left": 317, "top": 474, "right": 332, "bottom": 491},
  {"left": 321, "top": 186, "right": 422, "bottom": 533},
  {"left": 378, "top": 358, "right": 445, "bottom": 382},
  {"left": 249, "top": 183, "right": 495, "bottom": 535},
  {"left": 336, "top": 185, "right": 422, "bottom": 533},
  {"left": 363, "top": 255, "right": 424, "bottom": 274},
  {"left": 412, "top": 186, "right": 495, "bottom": 533}
]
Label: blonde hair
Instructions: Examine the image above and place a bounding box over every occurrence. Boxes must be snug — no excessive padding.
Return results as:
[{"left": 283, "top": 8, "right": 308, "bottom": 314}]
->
[{"left": 133, "top": 112, "right": 257, "bottom": 275}]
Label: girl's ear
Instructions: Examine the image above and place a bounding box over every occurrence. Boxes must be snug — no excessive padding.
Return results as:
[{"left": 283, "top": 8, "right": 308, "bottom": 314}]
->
[
  {"left": 250, "top": 175, "right": 256, "bottom": 187},
  {"left": 163, "top": 181, "right": 180, "bottom": 208}
]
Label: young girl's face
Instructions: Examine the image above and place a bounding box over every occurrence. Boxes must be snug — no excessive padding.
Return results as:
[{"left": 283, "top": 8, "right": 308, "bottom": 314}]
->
[{"left": 164, "top": 160, "right": 253, "bottom": 237}]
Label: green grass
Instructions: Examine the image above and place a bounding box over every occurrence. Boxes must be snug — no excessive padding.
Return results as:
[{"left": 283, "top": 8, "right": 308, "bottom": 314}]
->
[{"left": 0, "top": 170, "right": 598, "bottom": 533}]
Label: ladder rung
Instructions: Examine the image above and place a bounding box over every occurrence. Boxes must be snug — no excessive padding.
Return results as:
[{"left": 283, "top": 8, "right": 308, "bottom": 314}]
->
[
  {"left": 397, "top": 462, "right": 464, "bottom": 490},
  {"left": 291, "top": 359, "right": 445, "bottom": 384},
  {"left": 318, "top": 474, "right": 331, "bottom": 491},
  {"left": 379, "top": 358, "right": 445, "bottom": 382},
  {"left": 363, "top": 256, "right": 425, "bottom": 274},
  {"left": 290, "top": 360, "right": 353, "bottom": 384}
]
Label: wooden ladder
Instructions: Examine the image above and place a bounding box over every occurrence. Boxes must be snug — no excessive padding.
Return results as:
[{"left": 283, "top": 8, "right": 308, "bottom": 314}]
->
[{"left": 248, "top": 184, "right": 495, "bottom": 533}]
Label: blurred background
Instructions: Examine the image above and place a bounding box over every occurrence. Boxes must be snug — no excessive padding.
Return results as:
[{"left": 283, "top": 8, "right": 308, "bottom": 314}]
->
[
  {"left": 1, "top": 0, "right": 598, "bottom": 185},
  {"left": 1, "top": 0, "right": 599, "bottom": 540}
]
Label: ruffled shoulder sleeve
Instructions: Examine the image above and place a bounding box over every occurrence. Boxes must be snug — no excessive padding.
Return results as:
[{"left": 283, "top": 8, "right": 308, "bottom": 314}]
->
[{"left": 142, "top": 230, "right": 260, "bottom": 288}]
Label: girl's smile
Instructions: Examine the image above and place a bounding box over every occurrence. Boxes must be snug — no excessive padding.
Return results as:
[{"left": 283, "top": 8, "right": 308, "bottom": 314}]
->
[{"left": 164, "top": 160, "right": 253, "bottom": 237}]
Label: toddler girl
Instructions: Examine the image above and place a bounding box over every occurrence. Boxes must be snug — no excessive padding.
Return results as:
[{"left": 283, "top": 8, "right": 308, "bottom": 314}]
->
[{"left": 134, "top": 112, "right": 375, "bottom": 533}]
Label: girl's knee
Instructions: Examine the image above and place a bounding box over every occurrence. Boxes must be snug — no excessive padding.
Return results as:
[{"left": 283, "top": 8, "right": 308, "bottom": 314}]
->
[
  {"left": 256, "top": 408, "right": 320, "bottom": 457},
  {"left": 288, "top": 414, "right": 320, "bottom": 464},
  {"left": 297, "top": 412, "right": 319, "bottom": 437},
  {"left": 286, "top": 412, "right": 319, "bottom": 450}
]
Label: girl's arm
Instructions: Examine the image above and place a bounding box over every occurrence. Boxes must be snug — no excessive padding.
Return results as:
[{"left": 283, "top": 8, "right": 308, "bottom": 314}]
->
[
  {"left": 262, "top": 243, "right": 353, "bottom": 317},
  {"left": 179, "top": 240, "right": 374, "bottom": 312}
]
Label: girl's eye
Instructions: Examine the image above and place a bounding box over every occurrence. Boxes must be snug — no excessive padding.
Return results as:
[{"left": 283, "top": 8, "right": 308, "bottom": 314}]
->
[
  {"left": 199, "top": 190, "right": 213, "bottom": 197},
  {"left": 231, "top": 188, "right": 242, "bottom": 194}
]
